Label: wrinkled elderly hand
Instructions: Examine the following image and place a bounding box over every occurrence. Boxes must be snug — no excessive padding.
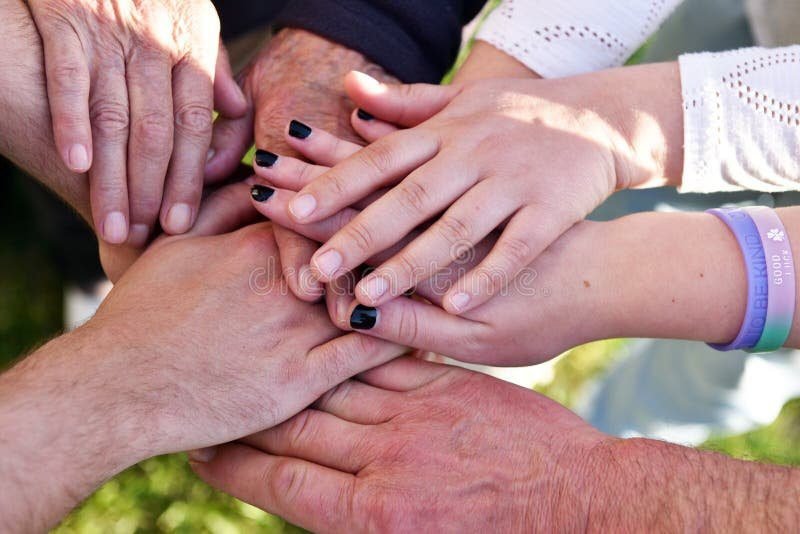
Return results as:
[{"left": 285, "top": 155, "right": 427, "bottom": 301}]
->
[{"left": 28, "top": 0, "right": 246, "bottom": 245}]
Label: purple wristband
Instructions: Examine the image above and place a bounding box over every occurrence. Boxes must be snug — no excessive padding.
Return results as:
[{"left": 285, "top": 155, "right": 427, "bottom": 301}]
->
[
  {"left": 707, "top": 208, "right": 769, "bottom": 351},
  {"left": 744, "top": 207, "right": 795, "bottom": 353}
]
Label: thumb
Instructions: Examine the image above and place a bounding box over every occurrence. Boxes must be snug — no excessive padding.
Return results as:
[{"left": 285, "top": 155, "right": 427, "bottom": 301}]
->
[
  {"left": 344, "top": 71, "right": 461, "bottom": 127},
  {"left": 213, "top": 40, "right": 248, "bottom": 118}
]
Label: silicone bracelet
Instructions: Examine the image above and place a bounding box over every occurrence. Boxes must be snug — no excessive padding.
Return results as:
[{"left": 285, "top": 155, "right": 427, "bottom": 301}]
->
[
  {"left": 744, "top": 207, "right": 795, "bottom": 353},
  {"left": 707, "top": 208, "right": 769, "bottom": 351}
]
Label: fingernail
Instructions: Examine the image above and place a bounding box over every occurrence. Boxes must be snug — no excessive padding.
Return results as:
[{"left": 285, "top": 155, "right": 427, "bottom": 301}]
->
[
  {"left": 356, "top": 108, "right": 374, "bottom": 121},
  {"left": 352, "top": 71, "right": 382, "bottom": 91},
  {"left": 449, "top": 292, "right": 470, "bottom": 312},
  {"left": 128, "top": 224, "right": 150, "bottom": 247},
  {"left": 289, "top": 194, "right": 317, "bottom": 219},
  {"left": 165, "top": 203, "right": 193, "bottom": 234},
  {"left": 350, "top": 304, "right": 378, "bottom": 330},
  {"left": 255, "top": 149, "right": 278, "bottom": 168},
  {"left": 288, "top": 120, "right": 312, "bottom": 139},
  {"left": 68, "top": 144, "right": 90, "bottom": 172},
  {"left": 188, "top": 447, "right": 217, "bottom": 463},
  {"left": 103, "top": 211, "right": 127, "bottom": 244},
  {"left": 251, "top": 184, "right": 275, "bottom": 202},
  {"left": 314, "top": 249, "right": 343, "bottom": 278},
  {"left": 360, "top": 275, "right": 388, "bottom": 303},
  {"left": 206, "top": 148, "right": 215, "bottom": 163}
]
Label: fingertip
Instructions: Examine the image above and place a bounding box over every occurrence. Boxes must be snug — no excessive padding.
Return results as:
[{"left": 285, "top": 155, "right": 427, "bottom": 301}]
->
[
  {"left": 162, "top": 203, "right": 195, "bottom": 235},
  {"left": 345, "top": 71, "right": 384, "bottom": 97},
  {"left": 288, "top": 193, "right": 318, "bottom": 222},
  {"left": 288, "top": 265, "right": 325, "bottom": 303},
  {"left": 65, "top": 143, "right": 92, "bottom": 173},
  {"left": 101, "top": 211, "right": 129, "bottom": 245},
  {"left": 444, "top": 291, "right": 472, "bottom": 315},
  {"left": 310, "top": 248, "right": 343, "bottom": 282}
]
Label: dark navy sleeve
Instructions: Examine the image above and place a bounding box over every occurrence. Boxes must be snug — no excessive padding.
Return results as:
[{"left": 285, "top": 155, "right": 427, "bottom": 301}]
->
[{"left": 272, "top": 0, "right": 488, "bottom": 82}]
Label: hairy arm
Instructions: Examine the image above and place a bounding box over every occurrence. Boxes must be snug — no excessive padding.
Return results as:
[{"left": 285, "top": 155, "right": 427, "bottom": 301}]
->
[
  {"left": 588, "top": 437, "right": 800, "bottom": 530},
  {"left": 0, "top": 328, "right": 144, "bottom": 532}
]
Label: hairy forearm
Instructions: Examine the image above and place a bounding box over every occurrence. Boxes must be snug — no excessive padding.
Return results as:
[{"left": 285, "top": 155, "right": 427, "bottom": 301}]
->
[
  {"left": 587, "top": 437, "right": 800, "bottom": 530},
  {"left": 0, "top": 327, "right": 143, "bottom": 532},
  {"left": 0, "top": 0, "right": 91, "bottom": 223}
]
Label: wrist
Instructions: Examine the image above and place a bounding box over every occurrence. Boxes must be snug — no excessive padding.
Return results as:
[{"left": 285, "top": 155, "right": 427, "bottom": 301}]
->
[
  {"left": 578, "top": 62, "right": 684, "bottom": 190},
  {"left": 454, "top": 41, "right": 541, "bottom": 83},
  {"left": 589, "top": 211, "right": 745, "bottom": 344}
]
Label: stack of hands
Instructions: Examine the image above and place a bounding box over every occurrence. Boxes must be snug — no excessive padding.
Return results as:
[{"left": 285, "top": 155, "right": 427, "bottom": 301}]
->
[{"left": 2, "top": 0, "right": 800, "bottom": 531}]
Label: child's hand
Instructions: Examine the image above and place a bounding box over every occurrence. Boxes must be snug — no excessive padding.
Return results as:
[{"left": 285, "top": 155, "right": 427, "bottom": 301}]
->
[
  {"left": 284, "top": 72, "right": 639, "bottom": 314},
  {"left": 248, "top": 122, "right": 606, "bottom": 365}
]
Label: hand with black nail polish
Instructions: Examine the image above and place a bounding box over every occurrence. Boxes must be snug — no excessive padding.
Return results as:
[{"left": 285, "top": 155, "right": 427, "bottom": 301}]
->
[{"left": 280, "top": 68, "right": 680, "bottom": 317}]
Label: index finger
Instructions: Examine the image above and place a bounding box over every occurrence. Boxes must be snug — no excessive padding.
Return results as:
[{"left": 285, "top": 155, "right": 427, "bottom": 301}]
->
[{"left": 287, "top": 128, "right": 439, "bottom": 223}]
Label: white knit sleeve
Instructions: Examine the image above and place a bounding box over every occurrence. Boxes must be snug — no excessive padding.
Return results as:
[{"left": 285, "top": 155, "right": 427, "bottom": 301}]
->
[
  {"left": 679, "top": 47, "right": 800, "bottom": 193},
  {"left": 476, "top": 0, "right": 682, "bottom": 78}
]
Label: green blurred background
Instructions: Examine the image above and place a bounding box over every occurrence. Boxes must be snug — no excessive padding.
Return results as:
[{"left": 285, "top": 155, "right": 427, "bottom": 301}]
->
[{"left": 2, "top": 0, "right": 800, "bottom": 530}]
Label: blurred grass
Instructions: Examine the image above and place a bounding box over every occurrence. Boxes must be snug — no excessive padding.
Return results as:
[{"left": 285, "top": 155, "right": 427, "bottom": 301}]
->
[{"left": 1, "top": 2, "right": 799, "bottom": 530}]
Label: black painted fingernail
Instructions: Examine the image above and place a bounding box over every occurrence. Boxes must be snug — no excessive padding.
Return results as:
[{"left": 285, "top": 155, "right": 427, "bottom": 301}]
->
[
  {"left": 289, "top": 120, "right": 312, "bottom": 139},
  {"left": 251, "top": 184, "right": 275, "bottom": 202},
  {"left": 350, "top": 305, "right": 378, "bottom": 330},
  {"left": 255, "top": 149, "right": 278, "bottom": 168},
  {"left": 356, "top": 108, "right": 374, "bottom": 121}
]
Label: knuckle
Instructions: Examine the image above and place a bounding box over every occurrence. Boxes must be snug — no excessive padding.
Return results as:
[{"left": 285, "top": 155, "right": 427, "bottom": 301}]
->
[
  {"left": 133, "top": 112, "right": 173, "bottom": 156},
  {"left": 360, "top": 141, "right": 396, "bottom": 175},
  {"left": 396, "top": 180, "right": 431, "bottom": 215},
  {"left": 396, "top": 306, "right": 421, "bottom": 346},
  {"left": 285, "top": 410, "right": 316, "bottom": 448},
  {"left": 90, "top": 102, "right": 130, "bottom": 138},
  {"left": 342, "top": 220, "right": 376, "bottom": 256},
  {"left": 235, "top": 225, "right": 277, "bottom": 260},
  {"left": 269, "top": 459, "right": 308, "bottom": 505},
  {"left": 50, "top": 64, "right": 88, "bottom": 91},
  {"left": 174, "top": 103, "right": 213, "bottom": 138},
  {"left": 496, "top": 236, "right": 533, "bottom": 268},
  {"left": 320, "top": 171, "right": 349, "bottom": 198},
  {"left": 395, "top": 253, "right": 423, "bottom": 285},
  {"left": 436, "top": 214, "right": 471, "bottom": 246}
]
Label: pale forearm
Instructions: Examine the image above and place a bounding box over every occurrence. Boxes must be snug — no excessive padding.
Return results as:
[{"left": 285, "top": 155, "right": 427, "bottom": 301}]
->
[
  {"left": 563, "top": 206, "right": 800, "bottom": 349},
  {"left": 0, "top": 328, "right": 141, "bottom": 532},
  {"left": 453, "top": 41, "right": 540, "bottom": 83}
]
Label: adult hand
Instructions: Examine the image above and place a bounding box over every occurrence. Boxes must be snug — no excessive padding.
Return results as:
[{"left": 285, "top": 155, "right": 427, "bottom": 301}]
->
[
  {"left": 27, "top": 0, "right": 247, "bottom": 245},
  {"left": 0, "top": 188, "right": 405, "bottom": 531},
  {"left": 193, "top": 357, "right": 800, "bottom": 531},
  {"left": 205, "top": 28, "right": 397, "bottom": 302}
]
